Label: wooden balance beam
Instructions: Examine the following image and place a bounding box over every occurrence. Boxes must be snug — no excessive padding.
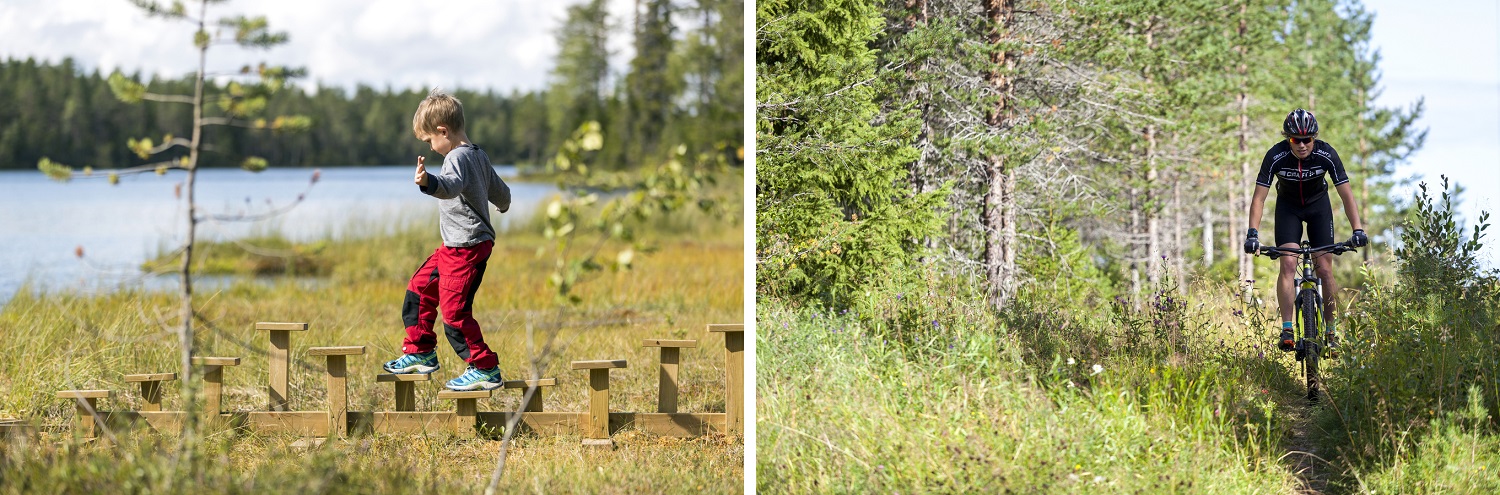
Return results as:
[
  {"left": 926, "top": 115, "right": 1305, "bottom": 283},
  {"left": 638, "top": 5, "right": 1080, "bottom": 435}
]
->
[
  {"left": 643, "top": 339, "right": 697, "bottom": 413},
  {"left": 708, "top": 324, "right": 744, "bottom": 435},
  {"left": 192, "top": 356, "right": 240, "bottom": 419},
  {"left": 55, "top": 390, "right": 112, "bottom": 439},
  {"left": 255, "top": 322, "right": 308, "bottom": 411},
  {"left": 308, "top": 346, "right": 364, "bottom": 438},
  {"left": 572, "top": 359, "right": 627, "bottom": 448},
  {"left": 123, "top": 372, "right": 176, "bottom": 412}
]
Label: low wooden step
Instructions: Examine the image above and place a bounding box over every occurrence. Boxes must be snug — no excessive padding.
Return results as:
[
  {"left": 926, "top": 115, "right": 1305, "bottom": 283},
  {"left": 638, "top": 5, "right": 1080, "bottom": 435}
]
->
[
  {"left": 124, "top": 373, "right": 177, "bottom": 383},
  {"left": 436, "top": 389, "right": 494, "bottom": 400},
  {"left": 307, "top": 346, "right": 366, "bottom": 356},
  {"left": 377, "top": 373, "right": 433, "bottom": 382},
  {"left": 571, "top": 359, "right": 627, "bottom": 370},
  {"left": 192, "top": 356, "right": 241, "bottom": 366}
]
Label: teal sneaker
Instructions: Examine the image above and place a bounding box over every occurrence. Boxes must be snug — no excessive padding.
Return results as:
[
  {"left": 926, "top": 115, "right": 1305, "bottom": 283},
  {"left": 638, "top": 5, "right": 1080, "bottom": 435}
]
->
[
  {"left": 383, "top": 352, "right": 439, "bottom": 374},
  {"left": 446, "top": 366, "right": 503, "bottom": 391}
]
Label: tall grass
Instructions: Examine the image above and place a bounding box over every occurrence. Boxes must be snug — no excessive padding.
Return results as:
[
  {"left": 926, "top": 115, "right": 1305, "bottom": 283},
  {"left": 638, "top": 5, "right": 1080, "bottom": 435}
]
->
[
  {"left": 0, "top": 173, "right": 744, "bottom": 493},
  {"left": 758, "top": 274, "right": 1304, "bottom": 493}
]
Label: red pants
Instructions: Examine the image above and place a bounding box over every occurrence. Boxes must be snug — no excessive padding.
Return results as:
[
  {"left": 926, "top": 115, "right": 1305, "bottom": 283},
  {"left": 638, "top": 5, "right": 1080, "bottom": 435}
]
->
[{"left": 401, "top": 240, "right": 498, "bottom": 369}]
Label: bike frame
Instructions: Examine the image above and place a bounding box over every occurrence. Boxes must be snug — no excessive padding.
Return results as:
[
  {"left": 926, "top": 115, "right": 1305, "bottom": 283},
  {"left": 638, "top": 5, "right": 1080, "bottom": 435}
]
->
[{"left": 1256, "top": 240, "right": 1355, "bottom": 402}]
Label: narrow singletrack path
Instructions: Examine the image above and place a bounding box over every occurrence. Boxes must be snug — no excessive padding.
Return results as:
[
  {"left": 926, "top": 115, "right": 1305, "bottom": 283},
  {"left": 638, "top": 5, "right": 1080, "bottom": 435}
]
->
[{"left": 1283, "top": 400, "right": 1331, "bottom": 495}]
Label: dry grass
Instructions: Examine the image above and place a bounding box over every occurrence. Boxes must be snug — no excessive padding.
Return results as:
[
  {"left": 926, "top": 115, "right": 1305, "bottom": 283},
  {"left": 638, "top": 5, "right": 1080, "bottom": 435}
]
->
[{"left": 0, "top": 174, "right": 745, "bottom": 493}]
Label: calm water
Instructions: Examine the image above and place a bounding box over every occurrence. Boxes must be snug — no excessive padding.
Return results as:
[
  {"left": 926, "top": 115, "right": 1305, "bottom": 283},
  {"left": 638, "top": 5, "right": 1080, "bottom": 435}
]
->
[{"left": 0, "top": 165, "right": 554, "bottom": 304}]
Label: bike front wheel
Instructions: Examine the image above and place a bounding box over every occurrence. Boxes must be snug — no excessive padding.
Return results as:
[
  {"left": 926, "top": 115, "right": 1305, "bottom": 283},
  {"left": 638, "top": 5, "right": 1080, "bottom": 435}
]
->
[{"left": 1300, "top": 292, "right": 1322, "bottom": 403}]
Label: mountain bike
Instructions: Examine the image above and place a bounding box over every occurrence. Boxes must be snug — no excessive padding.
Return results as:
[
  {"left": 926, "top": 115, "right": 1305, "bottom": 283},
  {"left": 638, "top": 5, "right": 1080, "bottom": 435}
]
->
[{"left": 1255, "top": 240, "right": 1356, "bottom": 402}]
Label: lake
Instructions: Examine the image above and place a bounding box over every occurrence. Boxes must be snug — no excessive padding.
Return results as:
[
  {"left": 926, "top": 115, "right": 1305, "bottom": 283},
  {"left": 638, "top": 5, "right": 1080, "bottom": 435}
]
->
[{"left": 0, "top": 165, "right": 555, "bottom": 304}]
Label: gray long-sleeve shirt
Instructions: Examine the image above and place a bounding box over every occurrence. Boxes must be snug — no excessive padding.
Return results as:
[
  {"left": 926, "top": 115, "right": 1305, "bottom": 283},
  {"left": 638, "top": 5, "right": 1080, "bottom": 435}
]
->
[{"left": 419, "top": 144, "right": 511, "bottom": 247}]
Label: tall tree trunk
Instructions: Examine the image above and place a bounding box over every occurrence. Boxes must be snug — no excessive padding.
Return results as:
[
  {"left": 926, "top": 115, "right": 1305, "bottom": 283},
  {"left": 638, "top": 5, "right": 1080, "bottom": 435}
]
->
[
  {"left": 984, "top": 0, "right": 1017, "bottom": 310},
  {"left": 1202, "top": 206, "right": 1213, "bottom": 267},
  {"left": 1357, "top": 85, "right": 1371, "bottom": 263},
  {"left": 1173, "top": 179, "right": 1185, "bottom": 294},
  {"left": 1235, "top": 0, "right": 1253, "bottom": 300},
  {"left": 1146, "top": 124, "right": 1160, "bottom": 287}
]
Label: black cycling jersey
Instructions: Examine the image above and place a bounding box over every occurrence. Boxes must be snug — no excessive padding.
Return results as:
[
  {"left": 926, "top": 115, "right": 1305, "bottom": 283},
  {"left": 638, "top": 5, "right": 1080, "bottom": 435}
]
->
[{"left": 1255, "top": 140, "right": 1349, "bottom": 207}]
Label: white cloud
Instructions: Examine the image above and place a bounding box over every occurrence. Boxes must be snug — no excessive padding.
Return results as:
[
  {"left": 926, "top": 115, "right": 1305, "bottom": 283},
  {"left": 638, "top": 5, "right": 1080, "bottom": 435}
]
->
[{"left": 0, "top": 0, "right": 640, "bottom": 93}]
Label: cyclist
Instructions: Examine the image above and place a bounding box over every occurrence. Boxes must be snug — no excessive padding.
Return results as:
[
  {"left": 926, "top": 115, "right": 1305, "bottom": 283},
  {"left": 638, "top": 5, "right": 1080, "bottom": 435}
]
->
[{"left": 1243, "top": 108, "right": 1368, "bottom": 352}]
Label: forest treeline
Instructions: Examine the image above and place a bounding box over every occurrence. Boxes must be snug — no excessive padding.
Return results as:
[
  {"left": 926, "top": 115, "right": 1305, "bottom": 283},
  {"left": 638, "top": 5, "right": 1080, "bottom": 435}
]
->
[
  {"left": 0, "top": 0, "right": 741, "bottom": 172},
  {"left": 757, "top": 0, "right": 1427, "bottom": 306}
]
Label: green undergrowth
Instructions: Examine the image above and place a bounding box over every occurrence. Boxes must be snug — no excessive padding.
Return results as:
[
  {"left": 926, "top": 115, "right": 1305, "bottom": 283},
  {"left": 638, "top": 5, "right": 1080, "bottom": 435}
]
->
[{"left": 758, "top": 284, "right": 1302, "bottom": 493}]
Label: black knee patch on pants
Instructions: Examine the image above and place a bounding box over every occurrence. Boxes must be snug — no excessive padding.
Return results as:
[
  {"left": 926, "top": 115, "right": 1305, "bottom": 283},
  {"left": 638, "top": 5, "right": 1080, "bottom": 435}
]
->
[{"left": 444, "top": 323, "right": 471, "bottom": 361}]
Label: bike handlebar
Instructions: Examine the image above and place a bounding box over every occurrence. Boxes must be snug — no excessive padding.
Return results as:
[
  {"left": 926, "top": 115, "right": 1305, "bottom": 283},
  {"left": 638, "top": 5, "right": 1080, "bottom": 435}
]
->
[{"left": 1256, "top": 241, "right": 1357, "bottom": 259}]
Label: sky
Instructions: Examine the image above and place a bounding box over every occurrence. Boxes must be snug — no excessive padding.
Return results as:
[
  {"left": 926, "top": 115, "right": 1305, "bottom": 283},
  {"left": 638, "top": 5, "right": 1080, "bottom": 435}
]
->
[
  {"left": 0, "top": 0, "right": 636, "bottom": 94},
  {"left": 1363, "top": 0, "right": 1500, "bottom": 266}
]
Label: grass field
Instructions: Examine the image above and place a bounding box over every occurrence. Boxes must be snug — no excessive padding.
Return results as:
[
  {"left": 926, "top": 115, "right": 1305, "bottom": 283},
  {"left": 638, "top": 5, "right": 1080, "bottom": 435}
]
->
[{"left": 0, "top": 173, "right": 745, "bottom": 493}]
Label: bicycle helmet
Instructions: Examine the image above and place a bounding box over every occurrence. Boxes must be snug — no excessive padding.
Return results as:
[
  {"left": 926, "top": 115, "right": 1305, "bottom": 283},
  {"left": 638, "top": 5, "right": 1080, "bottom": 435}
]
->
[{"left": 1283, "top": 108, "right": 1319, "bottom": 137}]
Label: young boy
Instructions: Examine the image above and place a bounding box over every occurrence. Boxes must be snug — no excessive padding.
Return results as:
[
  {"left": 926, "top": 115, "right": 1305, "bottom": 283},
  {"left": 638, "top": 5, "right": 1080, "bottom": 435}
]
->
[{"left": 382, "top": 89, "right": 512, "bottom": 391}]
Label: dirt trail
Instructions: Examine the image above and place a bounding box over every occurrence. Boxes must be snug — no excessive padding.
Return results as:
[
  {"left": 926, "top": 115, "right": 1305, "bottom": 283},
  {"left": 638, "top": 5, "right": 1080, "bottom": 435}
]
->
[{"left": 1284, "top": 400, "right": 1331, "bottom": 495}]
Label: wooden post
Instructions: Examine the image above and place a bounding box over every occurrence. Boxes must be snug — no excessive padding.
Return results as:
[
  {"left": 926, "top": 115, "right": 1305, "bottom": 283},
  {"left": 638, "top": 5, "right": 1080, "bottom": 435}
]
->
[
  {"left": 256, "top": 322, "right": 308, "bottom": 411},
  {"left": 192, "top": 357, "right": 240, "bottom": 417},
  {"left": 123, "top": 373, "right": 177, "bottom": 412},
  {"left": 56, "top": 390, "right": 112, "bottom": 439},
  {"left": 709, "top": 324, "right": 744, "bottom": 435},
  {"left": 437, "top": 389, "right": 493, "bottom": 435},
  {"left": 309, "top": 346, "right": 364, "bottom": 438},
  {"left": 503, "top": 378, "right": 557, "bottom": 412},
  {"left": 377, "top": 373, "right": 433, "bottom": 412},
  {"left": 643, "top": 339, "right": 697, "bottom": 413},
  {"left": 572, "top": 359, "right": 627, "bottom": 448}
]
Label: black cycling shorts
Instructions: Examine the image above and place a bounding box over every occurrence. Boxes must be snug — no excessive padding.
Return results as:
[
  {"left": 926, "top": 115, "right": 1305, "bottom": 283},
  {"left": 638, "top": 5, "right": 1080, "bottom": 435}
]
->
[{"left": 1274, "top": 198, "right": 1334, "bottom": 247}]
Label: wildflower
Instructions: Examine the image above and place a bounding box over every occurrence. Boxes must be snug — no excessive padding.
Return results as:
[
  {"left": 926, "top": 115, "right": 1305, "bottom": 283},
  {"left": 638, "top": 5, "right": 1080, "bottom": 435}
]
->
[
  {"left": 1091, "top": 364, "right": 1103, "bottom": 376},
  {"left": 1067, "top": 357, "right": 1076, "bottom": 365}
]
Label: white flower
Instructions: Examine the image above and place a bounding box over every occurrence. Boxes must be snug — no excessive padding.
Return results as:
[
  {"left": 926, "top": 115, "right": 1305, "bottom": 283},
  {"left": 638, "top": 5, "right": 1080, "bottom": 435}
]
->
[
  {"left": 1091, "top": 364, "right": 1104, "bottom": 376},
  {"left": 1067, "top": 357, "right": 1076, "bottom": 365}
]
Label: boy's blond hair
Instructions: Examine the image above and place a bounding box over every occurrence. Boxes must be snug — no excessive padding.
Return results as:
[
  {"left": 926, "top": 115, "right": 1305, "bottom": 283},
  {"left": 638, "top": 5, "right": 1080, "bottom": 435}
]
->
[{"left": 412, "top": 88, "right": 465, "bottom": 137}]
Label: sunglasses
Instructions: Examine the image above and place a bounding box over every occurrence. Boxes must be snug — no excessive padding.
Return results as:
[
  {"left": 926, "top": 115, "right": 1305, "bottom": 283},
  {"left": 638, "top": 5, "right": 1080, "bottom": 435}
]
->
[{"left": 1288, "top": 136, "right": 1315, "bottom": 145}]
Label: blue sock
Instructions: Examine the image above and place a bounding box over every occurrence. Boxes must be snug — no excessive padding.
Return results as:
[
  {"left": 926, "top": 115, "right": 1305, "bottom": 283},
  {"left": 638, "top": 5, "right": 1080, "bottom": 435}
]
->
[{"left": 1282, "top": 321, "right": 1293, "bottom": 333}]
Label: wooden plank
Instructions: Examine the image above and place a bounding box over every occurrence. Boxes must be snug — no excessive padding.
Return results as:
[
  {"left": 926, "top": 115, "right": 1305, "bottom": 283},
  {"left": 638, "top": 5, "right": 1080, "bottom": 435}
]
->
[
  {"left": 192, "top": 356, "right": 241, "bottom": 366},
  {"left": 476, "top": 412, "right": 580, "bottom": 436},
  {"left": 503, "top": 379, "right": 556, "bottom": 412},
  {"left": 455, "top": 399, "right": 477, "bottom": 434},
  {"left": 610, "top": 412, "right": 727, "bottom": 437},
  {"left": 255, "top": 322, "right": 309, "bottom": 331},
  {"left": 372, "top": 412, "right": 454, "bottom": 434},
  {"left": 268, "top": 330, "right": 291, "bottom": 411},
  {"left": 394, "top": 382, "right": 416, "bottom": 412},
  {"left": 643, "top": 339, "right": 698, "bottom": 348},
  {"left": 202, "top": 365, "right": 224, "bottom": 416},
  {"left": 56, "top": 390, "right": 113, "bottom": 399},
  {"left": 123, "top": 373, "right": 178, "bottom": 383},
  {"left": 586, "top": 369, "right": 611, "bottom": 439},
  {"left": 658, "top": 347, "right": 680, "bottom": 413},
  {"left": 502, "top": 378, "right": 557, "bottom": 388},
  {"left": 139, "top": 381, "right": 164, "bottom": 412},
  {"left": 376, "top": 373, "right": 433, "bottom": 382},
  {"left": 571, "top": 359, "right": 628, "bottom": 370},
  {"left": 723, "top": 329, "right": 744, "bottom": 435},
  {"left": 325, "top": 355, "right": 349, "bottom": 438},
  {"left": 707, "top": 323, "right": 743, "bottom": 333},
  {"left": 436, "top": 389, "right": 493, "bottom": 400},
  {"left": 308, "top": 346, "right": 366, "bottom": 356},
  {"left": 245, "top": 411, "right": 329, "bottom": 436}
]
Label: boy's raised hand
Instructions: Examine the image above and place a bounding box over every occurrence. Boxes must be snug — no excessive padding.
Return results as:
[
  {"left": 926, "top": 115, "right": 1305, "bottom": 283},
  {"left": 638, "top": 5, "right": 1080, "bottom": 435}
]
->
[{"left": 414, "top": 156, "right": 429, "bottom": 186}]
